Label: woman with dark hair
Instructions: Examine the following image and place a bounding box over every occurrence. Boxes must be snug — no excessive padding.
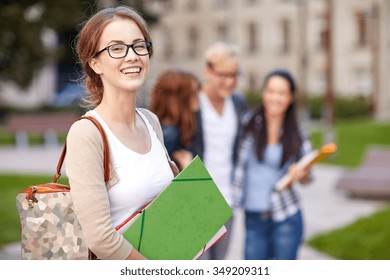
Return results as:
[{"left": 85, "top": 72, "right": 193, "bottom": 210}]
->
[
  {"left": 150, "top": 69, "right": 200, "bottom": 170},
  {"left": 232, "top": 69, "right": 313, "bottom": 260}
]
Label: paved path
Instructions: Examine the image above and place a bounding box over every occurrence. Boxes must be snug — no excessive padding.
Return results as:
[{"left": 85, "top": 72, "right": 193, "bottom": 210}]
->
[
  {"left": 0, "top": 147, "right": 385, "bottom": 260},
  {"left": 0, "top": 146, "right": 64, "bottom": 175}
]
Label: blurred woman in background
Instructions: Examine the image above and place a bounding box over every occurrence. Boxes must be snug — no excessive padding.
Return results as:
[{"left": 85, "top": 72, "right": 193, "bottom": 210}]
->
[
  {"left": 232, "top": 69, "right": 313, "bottom": 260},
  {"left": 150, "top": 69, "right": 200, "bottom": 170}
]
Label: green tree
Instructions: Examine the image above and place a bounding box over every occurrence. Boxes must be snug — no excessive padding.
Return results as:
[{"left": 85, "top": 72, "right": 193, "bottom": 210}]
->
[
  {"left": 0, "top": 0, "right": 92, "bottom": 88},
  {"left": 0, "top": 0, "right": 157, "bottom": 89}
]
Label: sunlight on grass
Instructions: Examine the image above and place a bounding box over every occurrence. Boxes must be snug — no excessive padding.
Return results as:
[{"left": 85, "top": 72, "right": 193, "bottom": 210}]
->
[{"left": 307, "top": 205, "right": 390, "bottom": 259}]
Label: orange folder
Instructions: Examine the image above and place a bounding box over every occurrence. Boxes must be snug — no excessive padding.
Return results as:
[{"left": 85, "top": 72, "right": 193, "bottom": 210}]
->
[{"left": 275, "top": 143, "right": 337, "bottom": 191}]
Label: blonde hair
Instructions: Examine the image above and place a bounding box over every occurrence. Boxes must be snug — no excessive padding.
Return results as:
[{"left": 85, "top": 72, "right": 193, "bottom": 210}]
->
[{"left": 204, "top": 41, "right": 240, "bottom": 69}]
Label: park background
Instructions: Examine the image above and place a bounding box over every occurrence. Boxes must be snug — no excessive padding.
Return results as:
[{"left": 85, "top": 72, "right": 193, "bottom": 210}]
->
[{"left": 0, "top": 0, "right": 389, "bottom": 260}]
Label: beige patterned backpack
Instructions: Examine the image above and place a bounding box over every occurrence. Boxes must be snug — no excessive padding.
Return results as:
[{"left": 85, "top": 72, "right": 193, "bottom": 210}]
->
[{"left": 16, "top": 115, "right": 108, "bottom": 259}]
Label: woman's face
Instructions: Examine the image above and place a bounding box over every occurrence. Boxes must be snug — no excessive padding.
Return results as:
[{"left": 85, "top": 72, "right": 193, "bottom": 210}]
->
[
  {"left": 261, "top": 76, "right": 293, "bottom": 118},
  {"left": 89, "top": 18, "right": 149, "bottom": 94}
]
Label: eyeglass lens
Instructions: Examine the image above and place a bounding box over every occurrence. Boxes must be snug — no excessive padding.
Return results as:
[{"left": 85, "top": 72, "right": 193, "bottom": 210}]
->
[{"left": 109, "top": 41, "right": 150, "bottom": 58}]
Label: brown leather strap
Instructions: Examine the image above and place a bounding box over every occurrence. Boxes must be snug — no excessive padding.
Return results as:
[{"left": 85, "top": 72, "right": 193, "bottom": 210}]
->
[{"left": 53, "top": 115, "right": 110, "bottom": 183}]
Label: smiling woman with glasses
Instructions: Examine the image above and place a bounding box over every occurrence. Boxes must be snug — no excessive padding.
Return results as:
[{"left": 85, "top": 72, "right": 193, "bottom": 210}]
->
[
  {"left": 94, "top": 40, "right": 152, "bottom": 58},
  {"left": 64, "top": 6, "right": 178, "bottom": 260}
]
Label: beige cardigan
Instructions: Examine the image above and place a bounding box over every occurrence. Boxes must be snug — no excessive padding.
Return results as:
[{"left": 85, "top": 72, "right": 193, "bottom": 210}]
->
[{"left": 65, "top": 109, "right": 178, "bottom": 260}]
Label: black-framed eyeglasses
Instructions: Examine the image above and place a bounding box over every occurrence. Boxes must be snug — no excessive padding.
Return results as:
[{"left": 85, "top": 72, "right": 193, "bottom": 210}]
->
[
  {"left": 94, "top": 40, "right": 152, "bottom": 58},
  {"left": 207, "top": 61, "right": 241, "bottom": 79}
]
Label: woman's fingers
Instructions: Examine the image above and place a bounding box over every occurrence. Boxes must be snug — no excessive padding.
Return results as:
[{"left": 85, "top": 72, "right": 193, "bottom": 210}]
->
[{"left": 288, "top": 164, "right": 309, "bottom": 182}]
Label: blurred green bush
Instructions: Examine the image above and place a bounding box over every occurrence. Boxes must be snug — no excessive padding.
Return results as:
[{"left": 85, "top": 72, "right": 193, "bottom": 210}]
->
[
  {"left": 244, "top": 90, "right": 261, "bottom": 109},
  {"left": 307, "top": 95, "right": 371, "bottom": 120},
  {"left": 244, "top": 91, "right": 371, "bottom": 121}
]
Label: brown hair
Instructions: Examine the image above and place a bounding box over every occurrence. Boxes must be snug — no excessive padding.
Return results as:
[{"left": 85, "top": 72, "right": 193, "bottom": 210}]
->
[
  {"left": 150, "top": 70, "right": 199, "bottom": 146},
  {"left": 75, "top": 6, "right": 153, "bottom": 108}
]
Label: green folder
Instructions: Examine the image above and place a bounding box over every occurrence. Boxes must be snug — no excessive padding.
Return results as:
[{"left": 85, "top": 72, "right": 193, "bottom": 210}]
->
[{"left": 121, "top": 156, "right": 233, "bottom": 260}]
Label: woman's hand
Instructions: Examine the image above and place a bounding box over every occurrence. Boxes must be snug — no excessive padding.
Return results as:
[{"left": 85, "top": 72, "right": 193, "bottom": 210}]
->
[
  {"left": 126, "top": 248, "right": 148, "bottom": 260},
  {"left": 287, "top": 163, "right": 311, "bottom": 185},
  {"left": 172, "top": 149, "right": 193, "bottom": 170}
]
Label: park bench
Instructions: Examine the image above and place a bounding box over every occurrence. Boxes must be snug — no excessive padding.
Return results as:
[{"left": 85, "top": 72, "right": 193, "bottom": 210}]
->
[
  {"left": 5, "top": 112, "right": 80, "bottom": 148},
  {"left": 336, "top": 147, "right": 390, "bottom": 199}
]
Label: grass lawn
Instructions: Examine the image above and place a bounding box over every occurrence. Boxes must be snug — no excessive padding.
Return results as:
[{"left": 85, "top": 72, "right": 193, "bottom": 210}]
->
[
  {"left": 307, "top": 119, "right": 390, "bottom": 259},
  {"left": 0, "top": 127, "right": 14, "bottom": 145},
  {"left": 307, "top": 205, "right": 390, "bottom": 259},
  {"left": 0, "top": 174, "right": 68, "bottom": 248},
  {"left": 0, "top": 126, "right": 66, "bottom": 146},
  {"left": 310, "top": 119, "right": 390, "bottom": 167}
]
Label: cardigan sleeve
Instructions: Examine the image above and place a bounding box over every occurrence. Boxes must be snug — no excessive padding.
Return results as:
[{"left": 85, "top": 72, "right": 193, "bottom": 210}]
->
[{"left": 65, "top": 119, "right": 133, "bottom": 260}]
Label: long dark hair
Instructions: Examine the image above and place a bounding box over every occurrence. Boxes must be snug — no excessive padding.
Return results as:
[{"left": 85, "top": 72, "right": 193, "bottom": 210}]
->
[{"left": 243, "top": 69, "right": 302, "bottom": 167}]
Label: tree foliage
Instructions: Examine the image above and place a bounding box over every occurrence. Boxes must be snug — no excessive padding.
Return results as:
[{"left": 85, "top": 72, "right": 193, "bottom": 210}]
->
[{"left": 0, "top": 0, "right": 158, "bottom": 89}]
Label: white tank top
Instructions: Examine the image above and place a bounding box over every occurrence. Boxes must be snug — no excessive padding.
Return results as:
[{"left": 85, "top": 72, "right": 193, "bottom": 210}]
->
[{"left": 88, "top": 109, "right": 174, "bottom": 228}]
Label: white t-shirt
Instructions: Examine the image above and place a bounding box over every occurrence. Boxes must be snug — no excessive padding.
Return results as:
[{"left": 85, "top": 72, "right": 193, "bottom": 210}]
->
[
  {"left": 88, "top": 109, "right": 174, "bottom": 228},
  {"left": 199, "top": 93, "right": 237, "bottom": 206}
]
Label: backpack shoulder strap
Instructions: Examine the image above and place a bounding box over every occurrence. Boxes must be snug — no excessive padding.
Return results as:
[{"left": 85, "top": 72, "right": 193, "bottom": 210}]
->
[{"left": 53, "top": 115, "right": 111, "bottom": 183}]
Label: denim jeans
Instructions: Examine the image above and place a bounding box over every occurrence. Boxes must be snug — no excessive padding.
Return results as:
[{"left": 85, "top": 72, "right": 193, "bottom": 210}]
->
[{"left": 244, "top": 210, "right": 303, "bottom": 260}]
